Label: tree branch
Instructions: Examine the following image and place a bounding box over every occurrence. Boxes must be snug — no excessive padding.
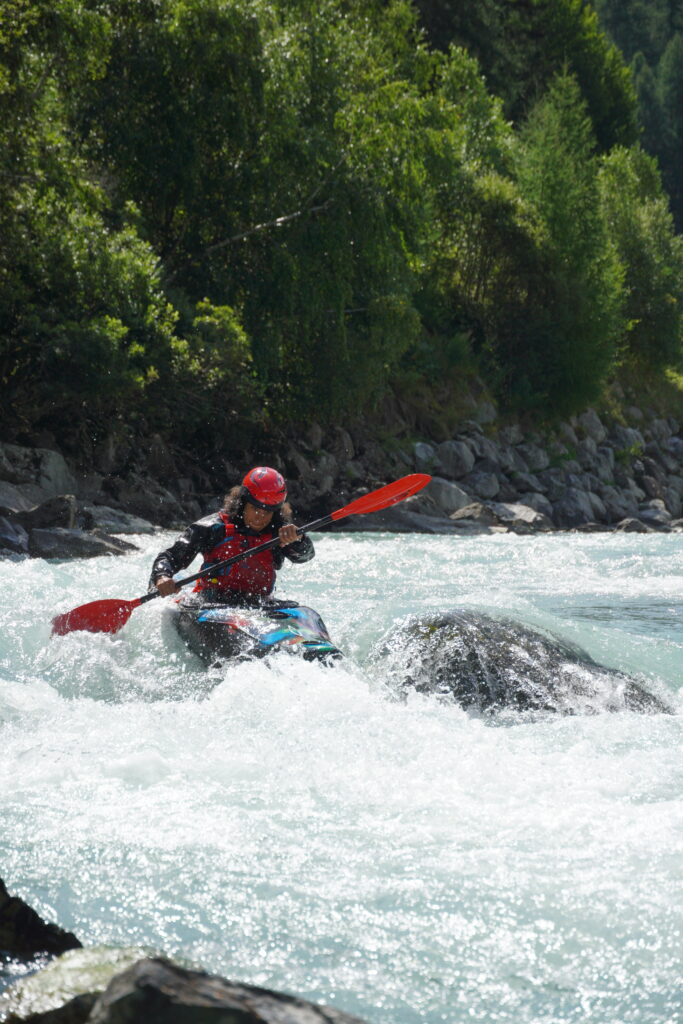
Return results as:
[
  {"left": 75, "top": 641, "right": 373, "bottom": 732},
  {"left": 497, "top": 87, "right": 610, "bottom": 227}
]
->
[{"left": 205, "top": 198, "right": 334, "bottom": 254}]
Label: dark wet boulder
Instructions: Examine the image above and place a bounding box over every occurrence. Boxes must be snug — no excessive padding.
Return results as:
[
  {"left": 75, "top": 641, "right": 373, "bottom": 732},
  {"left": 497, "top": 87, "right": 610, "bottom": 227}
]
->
[
  {"left": 85, "top": 957, "right": 366, "bottom": 1024},
  {"left": 372, "top": 611, "right": 672, "bottom": 715},
  {"left": 12, "top": 496, "right": 77, "bottom": 531},
  {"left": 0, "top": 516, "right": 29, "bottom": 555},
  {"left": 76, "top": 504, "right": 156, "bottom": 535},
  {"left": 0, "top": 877, "right": 81, "bottom": 959},
  {"left": 28, "top": 529, "right": 138, "bottom": 559}
]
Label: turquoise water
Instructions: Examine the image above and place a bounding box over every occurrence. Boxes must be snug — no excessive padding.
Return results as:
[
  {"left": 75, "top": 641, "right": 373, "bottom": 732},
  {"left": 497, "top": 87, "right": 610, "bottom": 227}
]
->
[{"left": 1, "top": 532, "right": 681, "bottom": 1023}]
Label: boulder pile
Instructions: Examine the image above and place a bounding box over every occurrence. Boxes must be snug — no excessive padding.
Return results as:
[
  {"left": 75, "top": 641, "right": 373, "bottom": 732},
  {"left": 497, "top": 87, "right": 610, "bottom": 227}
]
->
[{"left": 3, "top": 403, "right": 683, "bottom": 554}]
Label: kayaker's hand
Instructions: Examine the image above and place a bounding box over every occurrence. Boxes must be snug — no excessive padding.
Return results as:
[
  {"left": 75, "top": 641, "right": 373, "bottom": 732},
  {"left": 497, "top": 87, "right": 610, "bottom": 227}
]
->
[
  {"left": 156, "top": 576, "right": 179, "bottom": 597},
  {"left": 278, "top": 524, "right": 300, "bottom": 547}
]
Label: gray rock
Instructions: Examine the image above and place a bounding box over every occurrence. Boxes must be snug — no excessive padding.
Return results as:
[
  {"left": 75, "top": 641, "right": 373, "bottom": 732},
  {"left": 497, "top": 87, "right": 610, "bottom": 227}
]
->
[
  {"left": 0, "top": 442, "right": 77, "bottom": 498},
  {"left": 666, "top": 437, "right": 683, "bottom": 466},
  {"left": 577, "top": 408, "right": 607, "bottom": 443},
  {"left": 465, "top": 435, "right": 500, "bottom": 462},
  {"left": 435, "top": 440, "right": 475, "bottom": 479},
  {"left": 643, "top": 440, "right": 677, "bottom": 473},
  {"left": 599, "top": 486, "right": 638, "bottom": 523},
  {"left": 552, "top": 487, "right": 596, "bottom": 527},
  {"left": 625, "top": 405, "right": 644, "bottom": 422},
  {"left": 12, "top": 495, "right": 77, "bottom": 531},
  {"left": 611, "top": 424, "right": 645, "bottom": 452},
  {"left": 638, "top": 499, "right": 672, "bottom": 528},
  {"left": 493, "top": 476, "right": 520, "bottom": 502},
  {"left": 510, "top": 470, "right": 545, "bottom": 494},
  {"left": 517, "top": 492, "right": 554, "bottom": 519},
  {"left": 330, "top": 426, "right": 355, "bottom": 461},
  {"left": 648, "top": 418, "right": 673, "bottom": 444},
  {"left": 536, "top": 469, "right": 567, "bottom": 502},
  {"left": 0, "top": 516, "right": 29, "bottom": 554},
  {"left": 460, "top": 470, "right": 499, "bottom": 500},
  {"left": 640, "top": 455, "right": 666, "bottom": 484},
  {"left": 576, "top": 437, "right": 598, "bottom": 466},
  {"left": 86, "top": 957, "right": 367, "bottom": 1024},
  {"left": 0, "top": 948, "right": 150, "bottom": 1022},
  {"left": 558, "top": 422, "right": 579, "bottom": 447},
  {"left": 587, "top": 491, "right": 607, "bottom": 522},
  {"left": 374, "top": 611, "right": 672, "bottom": 715},
  {"left": 413, "top": 442, "right": 436, "bottom": 472},
  {"left": 426, "top": 476, "right": 471, "bottom": 514},
  {"left": 488, "top": 502, "right": 554, "bottom": 532},
  {"left": 28, "top": 529, "right": 139, "bottom": 559},
  {"left": 0, "top": 479, "right": 45, "bottom": 511},
  {"left": 614, "top": 517, "right": 655, "bottom": 534},
  {"left": 590, "top": 450, "right": 615, "bottom": 483},
  {"left": 664, "top": 487, "right": 682, "bottom": 518},
  {"left": 105, "top": 477, "right": 184, "bottom": 527},
  {"left": 450, "top": 502, "right": 502, "bottom": 526},
  {"left": 665, "top": 474, "right": 683, "bottom": 499},
  {"left": 77, "top": 504, "right": 157, "bottom": 535},
  {"left": 507, "top": 447, "right": 531, "bottom": 474},
  {"left": 496, "top": 444, "right": 522, "bottom": 474},
  {"left": 639, "top": 475, "right": 664, "bottom": 501}
]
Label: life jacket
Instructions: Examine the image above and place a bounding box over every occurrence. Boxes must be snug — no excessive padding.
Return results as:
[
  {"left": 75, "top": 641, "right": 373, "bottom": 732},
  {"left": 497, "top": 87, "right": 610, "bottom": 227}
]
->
[{"left": 193, "top": 513, "right": 277, "bottom": 596}]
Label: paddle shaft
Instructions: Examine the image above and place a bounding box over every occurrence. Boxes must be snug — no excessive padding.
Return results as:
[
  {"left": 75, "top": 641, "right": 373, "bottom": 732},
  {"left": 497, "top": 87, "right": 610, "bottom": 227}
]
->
[{"left": 138, "top": 509, "right": 338, "bottom": 606}]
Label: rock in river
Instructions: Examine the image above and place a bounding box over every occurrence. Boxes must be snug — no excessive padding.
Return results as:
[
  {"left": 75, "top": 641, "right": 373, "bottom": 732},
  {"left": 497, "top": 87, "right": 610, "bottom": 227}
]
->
[{"left": 372, "top": 611, "right": 672, "bottom": 715}]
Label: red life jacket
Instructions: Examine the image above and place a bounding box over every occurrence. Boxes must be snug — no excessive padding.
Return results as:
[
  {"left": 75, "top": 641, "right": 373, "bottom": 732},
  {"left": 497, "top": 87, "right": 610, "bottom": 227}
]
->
[{"left": 193, "top": 513, "right": 277, "bottom": 596}]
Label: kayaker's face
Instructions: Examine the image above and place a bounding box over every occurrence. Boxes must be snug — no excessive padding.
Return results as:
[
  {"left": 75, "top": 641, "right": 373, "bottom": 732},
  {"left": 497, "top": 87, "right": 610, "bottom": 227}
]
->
[{"left": 243, "top": 502, "right": 275, "bottom": 532}]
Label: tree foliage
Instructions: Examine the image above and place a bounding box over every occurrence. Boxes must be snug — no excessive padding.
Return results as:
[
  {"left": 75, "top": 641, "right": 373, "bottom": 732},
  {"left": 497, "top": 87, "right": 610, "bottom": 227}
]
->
[{"left": 0, "top": 0, "right": 682, "bottom": 455}]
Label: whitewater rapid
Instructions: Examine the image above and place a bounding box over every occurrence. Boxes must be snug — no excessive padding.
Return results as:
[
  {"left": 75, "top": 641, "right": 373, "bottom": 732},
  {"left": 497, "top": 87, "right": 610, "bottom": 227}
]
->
[{"left": 1, "top": 531, "right": 681, "bottom": 1023}]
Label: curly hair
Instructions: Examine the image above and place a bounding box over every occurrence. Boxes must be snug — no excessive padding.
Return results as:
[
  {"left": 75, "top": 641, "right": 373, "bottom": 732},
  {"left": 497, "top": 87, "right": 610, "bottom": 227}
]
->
[{"left": 223, "top": 485, "right": 293, "bottom": 529}]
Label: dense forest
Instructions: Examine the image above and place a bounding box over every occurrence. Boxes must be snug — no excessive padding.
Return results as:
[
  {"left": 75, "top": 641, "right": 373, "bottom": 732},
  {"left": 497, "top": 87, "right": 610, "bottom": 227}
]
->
[{"left": 1, "top": 0, "right": 683, "bottom": 465}]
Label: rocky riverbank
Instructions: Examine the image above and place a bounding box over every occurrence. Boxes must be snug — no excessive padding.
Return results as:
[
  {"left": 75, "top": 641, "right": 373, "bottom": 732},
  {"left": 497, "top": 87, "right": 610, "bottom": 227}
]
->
[{"left": 2, "top": 400, "right": 683, "bottom": 558}]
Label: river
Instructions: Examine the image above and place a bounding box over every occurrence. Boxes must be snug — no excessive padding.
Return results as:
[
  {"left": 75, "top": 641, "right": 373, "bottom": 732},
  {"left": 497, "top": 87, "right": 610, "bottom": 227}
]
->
[{"left": 1, "top": 531, "right": 681, "bottom": 1023}]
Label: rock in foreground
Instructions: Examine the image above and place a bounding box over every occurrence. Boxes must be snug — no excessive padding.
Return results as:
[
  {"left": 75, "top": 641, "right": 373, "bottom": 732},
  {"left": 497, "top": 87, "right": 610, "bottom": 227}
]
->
[
  {"left": 0, "top": 878, "right": 81, "bottom": 959},
  {"left": 5, "top": 957, "right": 368, "bottom": 1024}
]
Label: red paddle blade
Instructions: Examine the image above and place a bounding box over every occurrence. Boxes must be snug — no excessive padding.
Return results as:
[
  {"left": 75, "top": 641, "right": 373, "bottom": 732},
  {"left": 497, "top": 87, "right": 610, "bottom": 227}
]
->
[
  {"left": 51, "top": 597, "right": 141, "bottom": 636},
  {"left": 331, "top": 473, "right": 431, "bottom": 521}
]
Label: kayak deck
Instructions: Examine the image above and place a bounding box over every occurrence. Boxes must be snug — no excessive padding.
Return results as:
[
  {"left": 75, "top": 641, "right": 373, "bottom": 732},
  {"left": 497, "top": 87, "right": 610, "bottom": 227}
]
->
[{"left": 170, "top": 598, "right": 342, "bottom": 665}]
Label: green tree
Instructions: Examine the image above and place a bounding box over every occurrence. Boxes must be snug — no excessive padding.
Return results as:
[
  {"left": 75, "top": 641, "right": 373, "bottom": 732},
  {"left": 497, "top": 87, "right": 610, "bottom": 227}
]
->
[
  {"left": 414, "top": 0, "right": 638, "bottom": 150},
  {"left": 505, "top": 72, "right": 625, "bottom": 411},
  {"left": 599, "top": 147, "right": 683, "bottom": 369},
  {"left": 657, "top": 32, "right": 683, "bottom": 228}
]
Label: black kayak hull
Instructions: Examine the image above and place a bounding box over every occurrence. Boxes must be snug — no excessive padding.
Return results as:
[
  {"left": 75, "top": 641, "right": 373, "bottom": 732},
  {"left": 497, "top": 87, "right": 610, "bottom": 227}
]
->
[{"left": 169, "top": 598, "right": 342, "bottom": 665}]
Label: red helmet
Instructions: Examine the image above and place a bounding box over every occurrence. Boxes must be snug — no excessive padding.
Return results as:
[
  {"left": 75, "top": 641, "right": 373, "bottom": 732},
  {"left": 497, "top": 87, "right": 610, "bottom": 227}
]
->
[{"left": 242, "top": 466, "right": 287, "bottom": 510}]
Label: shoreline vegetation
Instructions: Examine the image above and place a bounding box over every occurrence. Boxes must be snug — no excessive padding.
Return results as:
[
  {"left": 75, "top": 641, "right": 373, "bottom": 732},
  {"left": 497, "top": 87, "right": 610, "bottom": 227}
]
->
[{"left": 2, "top": 0, "right": 683, "bottom": 488}]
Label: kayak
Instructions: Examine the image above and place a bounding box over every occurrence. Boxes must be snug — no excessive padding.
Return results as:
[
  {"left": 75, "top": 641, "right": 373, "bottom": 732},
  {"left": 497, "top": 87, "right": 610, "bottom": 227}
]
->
[{"left": 169, "top": 598, "right": 342, "bottom": 665}]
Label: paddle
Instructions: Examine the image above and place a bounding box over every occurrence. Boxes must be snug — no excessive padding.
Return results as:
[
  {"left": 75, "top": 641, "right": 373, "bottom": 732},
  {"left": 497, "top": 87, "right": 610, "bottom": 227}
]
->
[{"left": 51, "top": 472, "right": 431, "bottom": 636}]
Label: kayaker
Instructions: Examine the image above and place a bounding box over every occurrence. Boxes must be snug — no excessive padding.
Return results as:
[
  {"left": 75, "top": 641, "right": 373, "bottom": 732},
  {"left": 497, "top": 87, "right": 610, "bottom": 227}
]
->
[{"left": 150, "top": 467, "right": 314, "bottom": 604}]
